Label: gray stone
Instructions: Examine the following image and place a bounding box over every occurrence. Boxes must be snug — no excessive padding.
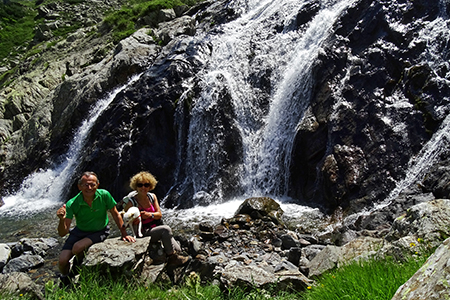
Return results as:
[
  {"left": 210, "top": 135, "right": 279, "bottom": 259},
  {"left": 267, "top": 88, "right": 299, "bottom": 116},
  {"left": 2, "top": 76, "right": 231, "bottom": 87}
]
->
[
  {"left": 155, "top": 15, "right": 196, "bottom": 45},
  {"left": 235, "top": 197, "right": 284, "bottom": 224},
  {"left": 307, "top": 237, "right": 385, "bottom": 277},
  {"left": 0, "top": 244, "right": 11, "bottom": 271},
  {"left": 84, "top": 237, "right": 150, "bottom": 273},
  {"left": 302, "top": 244, "right": 326, "bottom": 261},
  {"left": 307, "top": 245, "right": 341, "bottom": 277},
  {"left": 2, "top": 255, "right": 44, "bottom": 273},
  {"left": 218, "top": 263, "right": 312, "bottom": 291},
  {"left": 20, "top": 237, "right": 59, "bottom": 257},
  {"left": 138, "top": 256, "right": 165, "bottom": 285},
  {"left": 391, "top": 238, "right": 450, "bottom": 300},
  {"left": 0, "top": 272, "right": 44, "bottom": 300},
  {"left": 385, "top": 199, "right": 450, "bottom": 247}
]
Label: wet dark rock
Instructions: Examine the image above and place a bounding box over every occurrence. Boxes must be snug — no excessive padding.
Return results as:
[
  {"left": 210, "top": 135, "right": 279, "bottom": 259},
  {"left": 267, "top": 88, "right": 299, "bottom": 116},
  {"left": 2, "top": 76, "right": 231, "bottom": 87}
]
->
[
  {"left": 287, "top": 247, "right": 302, "bottom": 266},
  {"left": 1, "top": 0, "right": 449, "bottom": 219},
  {"left": 280, "top": 233, "right": 299, "bottom": 249},
  {"left": 235, "top": 197, "right": 284, "bottom": 225},
  {"left": 354, "top": 191, "right": 435, "bottom": 232},
  {"left": 2, "top": 255, "right": 44, "bottom": 273},
  {"left": 420, "top": 157, "right": 450, "bottom": 199}
]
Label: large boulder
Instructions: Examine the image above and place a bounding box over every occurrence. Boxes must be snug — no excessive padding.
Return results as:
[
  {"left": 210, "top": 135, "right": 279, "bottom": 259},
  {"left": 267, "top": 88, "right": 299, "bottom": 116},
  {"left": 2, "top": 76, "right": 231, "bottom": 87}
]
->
[
  {"left": 235, "top": 197, "right": 284, "bottom": 224},
  {"left": 0, "top": 244, "right": 11, "bottom": 272},
  {"left": 83, "top": 237, "right": 151, "bottom": 274},
  {"left": 307, "top": 236, "right": 385, "bottom": 277},
  {"left": 0, "top": 272, "right": 44, "bottom": 300},
  {"left": 218, "top": 262, "right": 313, "bottom": 292},
  {"left": 2, "top": 255, "right": 44, "bottom": 274},
  {"left": 391, "top": 237, "right": 450, "bottom": 300},
  {"left": 385, "top": 199, "right": 450, "bottom": 248}
]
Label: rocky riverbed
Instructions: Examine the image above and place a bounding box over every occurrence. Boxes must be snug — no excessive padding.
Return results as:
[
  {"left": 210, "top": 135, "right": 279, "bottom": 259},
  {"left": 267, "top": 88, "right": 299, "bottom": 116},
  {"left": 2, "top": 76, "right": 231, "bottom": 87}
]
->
[{"left": 1, "top": 194, "right": 450, "bottom": 300}]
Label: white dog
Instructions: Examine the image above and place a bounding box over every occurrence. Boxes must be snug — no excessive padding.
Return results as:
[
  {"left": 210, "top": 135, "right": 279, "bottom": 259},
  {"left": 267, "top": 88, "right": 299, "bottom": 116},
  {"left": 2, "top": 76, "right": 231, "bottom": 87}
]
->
[{"left": 120, "top": 207, "right": 143, "bottom": 238}]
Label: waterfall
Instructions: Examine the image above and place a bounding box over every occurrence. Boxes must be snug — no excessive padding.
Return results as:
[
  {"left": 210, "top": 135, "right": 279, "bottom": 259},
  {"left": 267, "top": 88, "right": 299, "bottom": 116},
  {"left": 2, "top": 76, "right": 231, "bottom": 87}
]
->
[
  {"left": 0, "top": 74, "right": 142, "bottom": 217},
  {"left": 184, "top": 0, "right": 355, "bottom": 201},
  {"left": 377, "top": 5, "right": 450, "bottom": 206},
  {"left": 386, "top": 114, "right": 450, "bottom": 201}
]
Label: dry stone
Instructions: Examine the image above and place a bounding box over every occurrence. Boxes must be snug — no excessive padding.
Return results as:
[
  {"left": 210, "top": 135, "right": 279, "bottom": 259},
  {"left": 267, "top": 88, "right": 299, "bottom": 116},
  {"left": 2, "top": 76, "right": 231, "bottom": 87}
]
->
[
  {"left": 218, "top": 262, "right": 312, "bottom": 292},
  {"left": 307, "top": 236, "right": 385, "bottom": 277},
  {"left": 83, "top": 237, "right": 150, "bottom": 272},
  {"left": 391, "top": 237, "right": 450, "bottom": 300},
  {"left": 386, "top": 199, "right": 450, "bottom": 247},
  {"left": 0, "top": 272, "right": 44, "bottom": 300},
  {"left": 2, "top": 255, "right": 44, "bottom": 273},
  {"left": 0, "top": 244, "right": 11, "bottom": 271}
]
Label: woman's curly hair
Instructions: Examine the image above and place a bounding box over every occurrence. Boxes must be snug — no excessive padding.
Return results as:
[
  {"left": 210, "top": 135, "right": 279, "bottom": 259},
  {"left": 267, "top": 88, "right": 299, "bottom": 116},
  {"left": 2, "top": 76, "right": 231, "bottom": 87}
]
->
[{"left": 129, "top": 171, "right": 158, "bottom": 191}]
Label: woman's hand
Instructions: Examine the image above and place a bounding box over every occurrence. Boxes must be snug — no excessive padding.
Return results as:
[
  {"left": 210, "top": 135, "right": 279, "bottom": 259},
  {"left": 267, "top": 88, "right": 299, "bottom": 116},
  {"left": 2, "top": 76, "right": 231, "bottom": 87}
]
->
[{"left": 140, "top": 211, "right": 154, "bottom": 220}]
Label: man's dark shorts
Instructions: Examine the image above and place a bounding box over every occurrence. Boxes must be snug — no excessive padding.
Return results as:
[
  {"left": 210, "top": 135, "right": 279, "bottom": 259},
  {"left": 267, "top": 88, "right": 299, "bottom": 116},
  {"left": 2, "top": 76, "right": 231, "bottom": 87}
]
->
[{"left": 62, "top": 226, "right": 110, "bottom": 250}]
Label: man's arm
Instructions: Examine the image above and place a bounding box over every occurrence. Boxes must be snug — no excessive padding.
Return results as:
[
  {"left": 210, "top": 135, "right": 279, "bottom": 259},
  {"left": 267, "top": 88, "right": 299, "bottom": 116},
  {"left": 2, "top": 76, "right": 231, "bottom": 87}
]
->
[
  {"left": 57, "top": 204, "right": 72, "bottom": 237},
  {"left": 110, "top": 206, "right": 136, "bottom": 243}
]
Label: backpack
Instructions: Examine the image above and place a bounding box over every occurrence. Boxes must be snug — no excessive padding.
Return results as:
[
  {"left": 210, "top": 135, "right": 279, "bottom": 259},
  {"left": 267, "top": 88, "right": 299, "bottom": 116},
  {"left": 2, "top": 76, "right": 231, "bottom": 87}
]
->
[{"left": 122, "top": 191, "right": 163, "bottom": 226}]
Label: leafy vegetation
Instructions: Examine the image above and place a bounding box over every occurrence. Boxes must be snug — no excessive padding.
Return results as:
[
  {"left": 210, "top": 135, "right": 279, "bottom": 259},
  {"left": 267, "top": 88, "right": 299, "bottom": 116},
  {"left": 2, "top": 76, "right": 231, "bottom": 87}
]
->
[
  {"left": 0, "top": 0, "right": 36, "bottom": 63},
  {"left": 104, "top": 0, "right": 200, "bottom": 43},
  {"left": 0, "top": 0, "right": 202, "bottom": 70}
]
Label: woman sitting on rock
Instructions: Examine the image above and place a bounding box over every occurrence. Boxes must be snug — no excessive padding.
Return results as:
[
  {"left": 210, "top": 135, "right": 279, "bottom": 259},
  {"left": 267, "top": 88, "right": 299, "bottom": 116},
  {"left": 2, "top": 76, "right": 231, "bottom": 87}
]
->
[{"left": 122, "top": 171, "right": 189, "bottom": 266}]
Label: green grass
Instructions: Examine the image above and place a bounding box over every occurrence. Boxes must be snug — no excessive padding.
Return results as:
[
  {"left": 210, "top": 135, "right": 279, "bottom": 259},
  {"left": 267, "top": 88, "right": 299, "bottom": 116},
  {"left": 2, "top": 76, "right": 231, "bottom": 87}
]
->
[
  {"left": 301, "top": 254, "right": 430, "bottom": 300},
  {"left": 0, "top": 0, "right": 203, "bottom": 72},
  {"left": 104, "top": 0, "right": 200, "bottom": 43},
  {"left": 2, "top": 250, "right": 431, "bottom": 300},
  {"left": 0, "top": 0, "right": 37, "bottom": 63}
]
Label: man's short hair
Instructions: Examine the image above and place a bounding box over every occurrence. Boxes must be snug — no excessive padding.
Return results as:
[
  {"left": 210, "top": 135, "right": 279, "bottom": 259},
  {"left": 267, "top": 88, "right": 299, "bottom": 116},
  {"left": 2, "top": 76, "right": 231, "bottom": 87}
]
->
[{"left": 78, "top": 171, "right": 99, "bottom": 185}]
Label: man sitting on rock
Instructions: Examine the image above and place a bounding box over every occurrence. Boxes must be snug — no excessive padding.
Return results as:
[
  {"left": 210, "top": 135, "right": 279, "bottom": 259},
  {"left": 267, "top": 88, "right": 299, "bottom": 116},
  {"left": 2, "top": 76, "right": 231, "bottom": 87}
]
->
[{"left": 56, "top": 171, "right": 135, "bottom": 285}]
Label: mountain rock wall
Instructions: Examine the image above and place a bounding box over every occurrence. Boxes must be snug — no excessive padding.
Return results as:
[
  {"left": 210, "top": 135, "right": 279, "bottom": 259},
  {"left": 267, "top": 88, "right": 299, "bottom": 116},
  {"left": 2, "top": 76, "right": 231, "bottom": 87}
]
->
[{"left": 1, "top": 0, "right": 450, "bottom": 214}]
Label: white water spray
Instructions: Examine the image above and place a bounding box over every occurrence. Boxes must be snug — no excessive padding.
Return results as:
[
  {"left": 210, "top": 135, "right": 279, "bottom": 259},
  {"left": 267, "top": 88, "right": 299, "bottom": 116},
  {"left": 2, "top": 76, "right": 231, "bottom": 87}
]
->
[
  {"left": 185, "top": 0, "right": 356, "bottom": 201},
  {"left": 0, "top": 74, "right": 142, "bottom": 217}
]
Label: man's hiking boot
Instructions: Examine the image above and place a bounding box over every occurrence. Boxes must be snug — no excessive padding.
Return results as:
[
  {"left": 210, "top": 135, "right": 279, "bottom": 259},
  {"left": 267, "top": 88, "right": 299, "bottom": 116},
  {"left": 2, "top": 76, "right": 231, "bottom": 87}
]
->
[{"left": 59, "top": 274, "right": 72, "bottom": 288}]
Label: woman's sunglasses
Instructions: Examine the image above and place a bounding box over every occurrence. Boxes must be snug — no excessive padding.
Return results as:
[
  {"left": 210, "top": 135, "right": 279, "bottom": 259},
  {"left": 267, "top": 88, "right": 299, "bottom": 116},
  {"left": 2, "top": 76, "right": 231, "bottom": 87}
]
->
[{"left": 137, "top": 183, "right": 151, "bottom": 188}]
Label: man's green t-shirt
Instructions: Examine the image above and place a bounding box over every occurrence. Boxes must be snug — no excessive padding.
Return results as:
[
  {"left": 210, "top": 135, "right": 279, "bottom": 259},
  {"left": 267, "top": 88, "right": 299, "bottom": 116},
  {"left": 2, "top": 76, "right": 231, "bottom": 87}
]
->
[{"left": 65, "top": 189, "right": 117, "bottom": 232}]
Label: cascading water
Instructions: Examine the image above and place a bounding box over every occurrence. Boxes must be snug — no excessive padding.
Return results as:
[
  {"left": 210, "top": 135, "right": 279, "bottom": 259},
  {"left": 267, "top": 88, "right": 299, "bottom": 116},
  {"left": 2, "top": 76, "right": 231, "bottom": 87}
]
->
[
  {"left": 0, "top": 74, "right": 142, "bottom": 218},
  {"left": 184, "top": 0, "right": 356, "bottom": 202},
  {"left": 377, "top": 5, "right": 450, "bottom": 206}
]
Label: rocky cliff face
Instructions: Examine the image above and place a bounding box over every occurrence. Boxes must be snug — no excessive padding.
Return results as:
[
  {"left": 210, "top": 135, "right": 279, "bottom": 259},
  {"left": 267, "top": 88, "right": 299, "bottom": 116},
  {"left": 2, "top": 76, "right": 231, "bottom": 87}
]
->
[
  {"left": 289, "top": 0, "right": 450, "bottom": 212},
  {"left": 1, "top": 0, "right": 449, "bottom": 215}
]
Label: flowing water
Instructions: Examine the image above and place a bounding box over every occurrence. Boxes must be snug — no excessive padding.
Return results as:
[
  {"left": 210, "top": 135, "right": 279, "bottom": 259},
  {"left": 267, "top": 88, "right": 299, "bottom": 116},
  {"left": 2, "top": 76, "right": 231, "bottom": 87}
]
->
[
  {"left": 182, "top": 0, "right": 356, "bottom": 201},
  {"left": 0, "top": 74, "right": 142, "bottom": 242}
]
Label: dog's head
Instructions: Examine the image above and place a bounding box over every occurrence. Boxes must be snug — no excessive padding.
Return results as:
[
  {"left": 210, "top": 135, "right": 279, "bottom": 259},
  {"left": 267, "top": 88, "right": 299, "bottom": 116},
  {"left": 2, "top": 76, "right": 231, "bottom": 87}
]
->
[{"left": 122, "top": 207, "right": 140, "bottom": 224}]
